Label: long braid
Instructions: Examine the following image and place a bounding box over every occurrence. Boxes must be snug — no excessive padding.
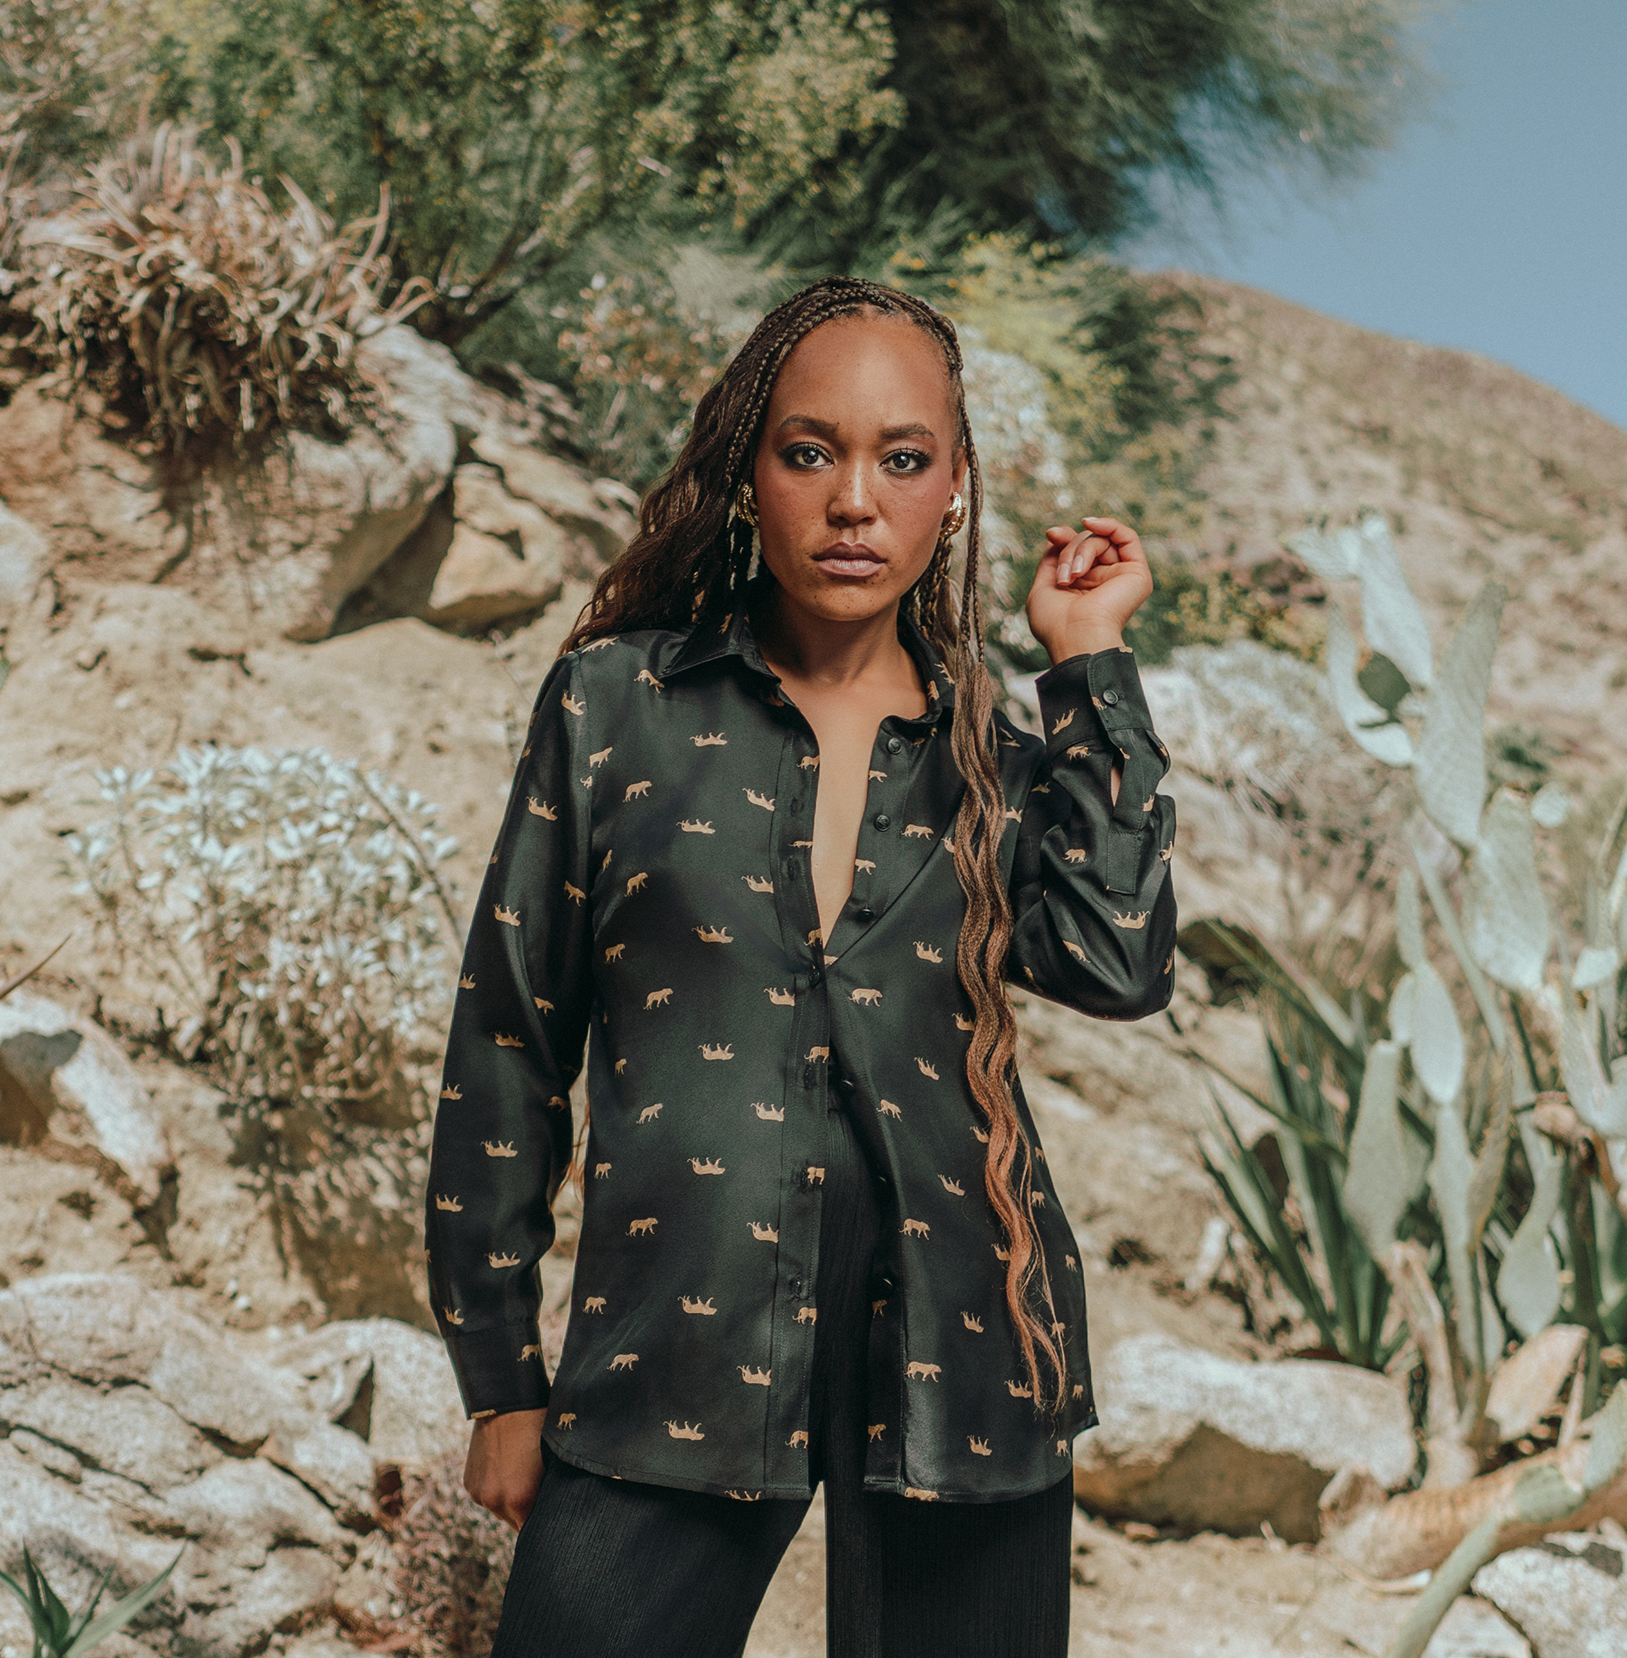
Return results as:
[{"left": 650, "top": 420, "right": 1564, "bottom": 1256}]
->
[{"left": 562, "top": 277, "right": 1067, "bottom": 1414}]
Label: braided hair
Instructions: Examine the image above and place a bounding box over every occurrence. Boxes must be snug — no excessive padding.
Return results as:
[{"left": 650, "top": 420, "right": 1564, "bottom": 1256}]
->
[{"left": 562, "top": 275, "right": 1066, "bottom": 1414}]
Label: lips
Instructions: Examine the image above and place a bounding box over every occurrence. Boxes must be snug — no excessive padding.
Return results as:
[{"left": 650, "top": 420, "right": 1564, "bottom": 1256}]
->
[{"left": 814, "top": 544, "right": 885, "bottom": 578}]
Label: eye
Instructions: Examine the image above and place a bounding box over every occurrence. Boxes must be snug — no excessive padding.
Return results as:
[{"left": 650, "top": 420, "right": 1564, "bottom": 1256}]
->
[
  {"left": 883, "top": 449, "right": 931, "bottom": 474},
  {"left": 781, "top": 443, "right": 829, "bottom": 469}
]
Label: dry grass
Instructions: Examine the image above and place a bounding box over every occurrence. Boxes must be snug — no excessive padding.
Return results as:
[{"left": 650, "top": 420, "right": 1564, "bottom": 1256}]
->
[
  {"left": 344, "top": 1454, "right": 512, "bottom": 1657},
  {"left": 19, "top": 124, "right": 429, "bottom": 453}
]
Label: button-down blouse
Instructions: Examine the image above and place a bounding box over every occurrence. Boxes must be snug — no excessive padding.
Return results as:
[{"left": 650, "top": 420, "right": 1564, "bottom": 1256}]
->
[{"left": 425, "top": 593, "right": 1178, "bottom": 1503}]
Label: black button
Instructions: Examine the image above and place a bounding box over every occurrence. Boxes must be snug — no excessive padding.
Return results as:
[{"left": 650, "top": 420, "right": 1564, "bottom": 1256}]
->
[
  {"left": 1101, "top": 689, "right": 1121, "bottom": 706},
  {"left": 789, "top": 1278, "right": 802, "bottom": 1295},
  {"left": 886, "top": 736, "right": 903, "bottom": 754},
  {"left": 879, "top": 1274, "right": 896, "bottom": 1292},
  {"left": 803, "top": 1064, "right": 816, "bottom": 1088},
  {"left": 810, "top": 965, "right": 824, "bottom": 987},
  {"left": 873, "top": 814, "right": 891, "bottom": 831},
  {"left": 856, "top": 906, "right": 876, "bottom": 923}
]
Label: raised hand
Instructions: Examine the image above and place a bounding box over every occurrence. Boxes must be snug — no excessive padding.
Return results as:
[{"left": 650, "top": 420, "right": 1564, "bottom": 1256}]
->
[{"left": 1024, "top": 516, "right": 1154, "bottom": 664}]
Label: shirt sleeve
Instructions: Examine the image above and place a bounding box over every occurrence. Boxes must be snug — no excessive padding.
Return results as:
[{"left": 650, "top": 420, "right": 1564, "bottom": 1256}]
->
[
  {"left": 1004, "top": 645, "right": 1177, "bottom": 1019},
  {"left": 424, "top": 651, "right": 595, "bottom": 1417}
]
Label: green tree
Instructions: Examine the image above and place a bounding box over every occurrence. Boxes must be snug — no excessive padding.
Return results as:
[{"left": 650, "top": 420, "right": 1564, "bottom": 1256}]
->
[
  {"left": 153, "top": 0, "right": 902, "bottom": 342},
  {"left": 857, "top": 0, "right": 1428, "bottom": 246}
]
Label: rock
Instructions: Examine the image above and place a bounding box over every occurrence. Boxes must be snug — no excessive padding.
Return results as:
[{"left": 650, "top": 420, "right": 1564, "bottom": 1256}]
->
[
  {"left": 225, "top": 327, "right": 464, "bottom": 643},
  {"left": 467, "top": 430, "right": 637, "bottom": 564},
  {"left": 1486, "top": 1325, "right": 1590, "bottom": 1443},
  {"left": 259, "top": 1419, "right": 378, "bottom": 1530},
  {"left": 0, "top": 329, "right": 628, "bottom": 649},
  {"left": 0, "top": 381, "right": 186, "bottom": 579},
  {"left": 0, "top": 1274, "right": 307, "bottom": 1448},
  {"left": 159, "top": 1459, "right": 349, "bottom": 1562},
  {"left": 1072, "top": 1332, "right": 1416, "bottom": 1543},
  {"left": 418, "top": 465, "right": 578, "bottom": 631},
  {"left": 284, "top": 1636, "right": 373, "bottom": 1658},
  {"left": 0, "top": 1274, "right": 386, "bottom": 1658},
  {"left": 0, "top": 1447, "right": 181, "bottom": 1639},
  {"left": 178, "top": 1546, "right": 342, "bottom": 1658},
  {"left": 269, "top": 1317, "right": 467, "bottom": 1467},
  {"left": 8, "top": 1375, "right": 216, "bottom": 1491},
  {"left": 0, "top": 502, "right": 47, "bottom": 615},
  {"left": 0, "top": 990, "right": 174, "bottom": 1212},
  {"left": 1473, "top": 1531, "right": 1627, "bottom": 1657}
]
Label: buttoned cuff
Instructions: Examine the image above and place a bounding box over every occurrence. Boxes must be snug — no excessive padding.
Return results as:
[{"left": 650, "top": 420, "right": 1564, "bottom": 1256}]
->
[
  {"left": 1034, "top": 645, "right": 1154, "bottom": 757},
  {"left": 445, "top": 1321, "right": 552, "bottom": 1418}
]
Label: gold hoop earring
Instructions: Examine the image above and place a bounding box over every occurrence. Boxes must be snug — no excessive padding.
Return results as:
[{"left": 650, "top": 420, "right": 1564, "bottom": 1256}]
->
[
  {"left": 735, "top": 481, "right": 758, "bottom": 528},
  {"left": 941, "top": 492, "right": 966, "bottom": 538}
]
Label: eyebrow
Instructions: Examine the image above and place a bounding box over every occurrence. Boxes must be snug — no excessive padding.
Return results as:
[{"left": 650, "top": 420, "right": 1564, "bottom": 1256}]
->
[{"left": 776, "top": 415, "right": 937, "bottom": 442}]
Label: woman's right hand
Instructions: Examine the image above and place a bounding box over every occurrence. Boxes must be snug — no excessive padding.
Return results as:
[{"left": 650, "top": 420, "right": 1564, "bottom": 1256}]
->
[{"left": 464, "top": 1407, "right": 548, "bottom": 1530}]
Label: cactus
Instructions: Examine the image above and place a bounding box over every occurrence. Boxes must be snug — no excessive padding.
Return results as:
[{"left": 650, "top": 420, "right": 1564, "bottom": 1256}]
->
[
  {"left": 1383, "top": 1380, "right": 1627, "bottom": 1658},
  {"left": 1197, "top": 509, "right": 1627, "bottom": 1490}
]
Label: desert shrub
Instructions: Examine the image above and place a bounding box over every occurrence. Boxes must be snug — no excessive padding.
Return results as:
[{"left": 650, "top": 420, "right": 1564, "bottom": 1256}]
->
[
  {"left": 67, "top": 743, "right": 457, "bottom": 1115},
  {"left": 20, "top": 125, "right": 427, "bottom": 453},
  {"left": 552, "top": 268, "right": 744, "bottom": 487},
  {"left": 359, "top": 1454, "right": 512, "bottom": 1657},
  {"left": 0, "top": 0, "right": 141, "bottom": 184}
]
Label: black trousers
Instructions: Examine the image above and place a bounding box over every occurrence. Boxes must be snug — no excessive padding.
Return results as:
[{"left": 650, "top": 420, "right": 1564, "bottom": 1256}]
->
[{"left": 491, "top": 1092, "right": 1073, "bottom": 1658}]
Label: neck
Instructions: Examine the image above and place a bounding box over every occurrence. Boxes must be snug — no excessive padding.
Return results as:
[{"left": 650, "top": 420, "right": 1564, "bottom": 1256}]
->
[{"left": 751, "top": 582, "right": 916, "bottom": 690}]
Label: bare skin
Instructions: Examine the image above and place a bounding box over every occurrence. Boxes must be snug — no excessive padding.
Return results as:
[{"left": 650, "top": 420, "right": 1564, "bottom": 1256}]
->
[
  {"left": 463, "top": 309, "right": 1154, "bottom": 1530},
  {"left": 749, "top": 313, "right": 965, "bottom": 938}
]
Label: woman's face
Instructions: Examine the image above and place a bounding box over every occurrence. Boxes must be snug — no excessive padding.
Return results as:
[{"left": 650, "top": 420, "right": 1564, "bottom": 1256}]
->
[{"left": 752, "top": 311, "right": 967, "bottom": 626}]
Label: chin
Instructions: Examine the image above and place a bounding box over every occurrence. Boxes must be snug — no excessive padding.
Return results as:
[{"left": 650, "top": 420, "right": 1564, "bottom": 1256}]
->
[{"left": 781, "top": 566, "right": 916, "bottom": 622}]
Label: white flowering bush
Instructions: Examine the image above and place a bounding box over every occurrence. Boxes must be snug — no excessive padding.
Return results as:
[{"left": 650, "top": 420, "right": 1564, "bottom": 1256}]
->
[{"left": 68, "top": 744, "right": 458, "bottom": 1116}]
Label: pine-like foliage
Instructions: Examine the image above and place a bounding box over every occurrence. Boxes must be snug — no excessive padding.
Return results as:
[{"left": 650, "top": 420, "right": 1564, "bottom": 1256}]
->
[{"left": 157, "top": 0, "right": 904, "bottom": 343}]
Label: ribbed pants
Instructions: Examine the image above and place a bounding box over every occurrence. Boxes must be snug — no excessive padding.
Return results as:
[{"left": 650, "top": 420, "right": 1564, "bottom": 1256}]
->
[{"left": 490, "top": 1089, "right": 1073, "bottom": 1658}]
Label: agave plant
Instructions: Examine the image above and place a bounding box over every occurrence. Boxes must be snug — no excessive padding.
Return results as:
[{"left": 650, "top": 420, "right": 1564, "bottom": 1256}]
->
[
  {"left": 1189, "top": 513, "right": 1627, "bottom": 1651},
  {"left": 1195, "top": 513, "right": 1627, "bottom": 1480},
  {"left": 0, "top": 1544, "right": 179, "bottom": 1658}
]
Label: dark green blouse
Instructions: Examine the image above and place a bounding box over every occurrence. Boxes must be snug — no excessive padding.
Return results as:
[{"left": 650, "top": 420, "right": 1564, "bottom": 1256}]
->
[{"left": 425, "top": 594, "right": 1177, "bottom": 1503}]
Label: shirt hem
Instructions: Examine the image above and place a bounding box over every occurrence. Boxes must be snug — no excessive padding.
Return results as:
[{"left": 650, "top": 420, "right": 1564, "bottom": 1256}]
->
[{"left": 541, "top": 1435, "right": 1085, "bottom": 1504}]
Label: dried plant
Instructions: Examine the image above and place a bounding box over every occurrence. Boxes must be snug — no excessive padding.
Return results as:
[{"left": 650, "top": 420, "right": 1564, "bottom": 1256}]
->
[
  {"left": 355, "top": 1454, "right": 511, "bottom": 1657},
  {"left": 23, "top": 124, "right": 429, "bottom": 453}
]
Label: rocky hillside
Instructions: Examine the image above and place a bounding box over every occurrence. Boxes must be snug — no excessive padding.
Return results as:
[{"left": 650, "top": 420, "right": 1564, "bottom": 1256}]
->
[
  {"left": 1170, "top": 273, "right": 1627, "bottom": 778},
  {"left": 3, "top": 285, "right": 1625, "bottom": 1657}
]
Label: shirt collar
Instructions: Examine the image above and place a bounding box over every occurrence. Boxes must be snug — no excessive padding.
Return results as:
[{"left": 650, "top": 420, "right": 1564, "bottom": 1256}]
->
[{"left": 661, "top": 573, "right": 957, "bottom": 724}]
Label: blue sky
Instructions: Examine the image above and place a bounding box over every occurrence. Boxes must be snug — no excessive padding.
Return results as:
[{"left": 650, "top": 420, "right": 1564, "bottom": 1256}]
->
[{"left": 1125, "top": 0, "right": 1627, "bottom": 431}]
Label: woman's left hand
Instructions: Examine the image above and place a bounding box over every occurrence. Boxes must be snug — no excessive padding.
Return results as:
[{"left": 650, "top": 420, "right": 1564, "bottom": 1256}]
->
[{"left": 1025, "top": 516, "right": 1154, "bottom": 664}]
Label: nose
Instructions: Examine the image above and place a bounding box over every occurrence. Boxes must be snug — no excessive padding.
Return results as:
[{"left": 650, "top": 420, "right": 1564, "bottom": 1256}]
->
[{"left": 827, "top": 460, "right": 877, "bottom": 530}]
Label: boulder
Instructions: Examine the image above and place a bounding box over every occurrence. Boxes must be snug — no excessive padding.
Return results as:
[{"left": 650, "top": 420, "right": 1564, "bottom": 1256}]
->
[
  {"left": 1473, "top": 1531, "right": 1627, "bottom": 1658},
  {"left": 0, "top": 381, "right": 186, "bottom": 578},
  {"left": 0, "top": 502, "right": 47, "bottom": 615},
  {"left": 0, "top": 1273, "right": 306, "bottom": 1448},
  {"left": 467, "top": 430, "right": 638, "bottom": 564},
  {"left": 177, "top": 1547, "right": 343, "bottom": 1658},
  {"left": 0, "top": 1274, "right": 391, "bottom": 1658},
  {"left": 1072, "top": 1332, "right": 1416, "bottom": 1543},
  {"left": 0, "top": 330, "right": 628, "bottom": 647},
  {"left": 0, "top": 989, "right": 174, "bottom": 1211},
  {"left": 268, "top": 1317, "right": 466, "bottom": 1468}
]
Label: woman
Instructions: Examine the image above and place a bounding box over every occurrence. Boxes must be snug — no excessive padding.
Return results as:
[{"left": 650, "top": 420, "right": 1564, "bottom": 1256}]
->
[{"left": 424, "top": 275, "right": 1177, "bottom": 1657}]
